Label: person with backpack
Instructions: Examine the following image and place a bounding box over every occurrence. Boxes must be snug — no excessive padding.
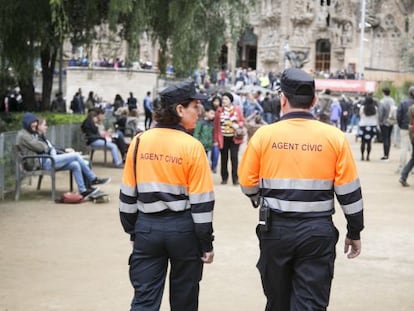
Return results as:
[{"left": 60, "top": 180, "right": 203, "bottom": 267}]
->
[
  {"left": 127, "top": 92, "right": 137, "bottom": 112},
  {"left": 396, "top": 86, "right": 414, "bottom": 173},
  {"left": 399, "top": 104, "right": 414, "bottom": 187}
]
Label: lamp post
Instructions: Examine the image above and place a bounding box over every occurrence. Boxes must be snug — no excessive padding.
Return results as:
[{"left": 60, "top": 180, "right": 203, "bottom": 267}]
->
[{"left": 358, "top": 0, "right": 366, "bottom": 79}]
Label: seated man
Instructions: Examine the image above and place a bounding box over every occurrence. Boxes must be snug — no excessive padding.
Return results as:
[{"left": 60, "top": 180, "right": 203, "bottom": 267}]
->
[
  {"left": 81, "top": 109, "right": 124, "bottom": 167},
  {"left": 16, "top": 112, "right": 110, "bottom": 199}
]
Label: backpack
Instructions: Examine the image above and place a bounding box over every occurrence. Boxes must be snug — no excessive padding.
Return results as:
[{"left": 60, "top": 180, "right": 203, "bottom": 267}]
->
[
  {"left": 58, "top": 192, "right": 84, "bottom": 204},
  {"left": 70, "top": 99, "right": 76, "bottom": 111},
  {"left": 387, "top": 105, "right": 397, "bottom": 125}
]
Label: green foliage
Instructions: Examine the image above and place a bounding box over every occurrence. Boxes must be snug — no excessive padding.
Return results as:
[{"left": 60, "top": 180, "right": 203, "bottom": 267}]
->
[
  {"left": 0, "top": 112, "right": 85, "bottom": 132},
  {"left": 110, "top": 0, "right": 253, "bottom": 77},
  {"left": 374, "top": 80, "right": 414, "bottom": 104}
]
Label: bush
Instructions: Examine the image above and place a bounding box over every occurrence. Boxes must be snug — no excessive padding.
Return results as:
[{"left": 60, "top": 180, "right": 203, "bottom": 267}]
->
[{"left": 0, "top": 112, "right": 86, "bottom": 132}]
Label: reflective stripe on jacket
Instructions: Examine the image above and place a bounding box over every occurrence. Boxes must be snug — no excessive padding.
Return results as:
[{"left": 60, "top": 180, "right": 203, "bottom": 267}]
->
[
  {"left": 119, "top": 126, "right": 215, "bottom": 251},
  {"left": 238, "top": 111, "right": 364, "bottom": 240}
]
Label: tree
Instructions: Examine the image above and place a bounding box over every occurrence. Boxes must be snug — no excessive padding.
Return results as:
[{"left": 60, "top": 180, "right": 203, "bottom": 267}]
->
[
  {"left": 0, "top": 0, "right": 252, "bottom": 111},
  {"left": 0, "top": 0, "right": 110, "bottom": 111},
  {"left": 110, "top": 0, "right": 252, "bottom": 78}
]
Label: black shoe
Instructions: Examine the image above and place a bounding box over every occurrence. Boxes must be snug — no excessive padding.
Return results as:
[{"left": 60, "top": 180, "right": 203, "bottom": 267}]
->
[
  {"left": 233, "top": 181, "right": 239, "bottom": 186},
  {"left": 220, "top": 180, "right": 228, "bottom": 185},
  {"left": 91, "top": 177, "right": 111, "bottom": 185},
  {"left": 381, "top": 156, "right": 389, "bottom": 161},
  {"left": 399, "top": 179, "right": 410, "bottom": 187},
  {"left": 81, "top": 187, "right": 100, "bottom": 199}
]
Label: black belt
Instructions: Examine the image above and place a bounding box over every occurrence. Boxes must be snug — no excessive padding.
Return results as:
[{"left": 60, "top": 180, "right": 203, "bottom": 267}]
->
[
  {"left": 269, "top": 209, "right": 331, "bottom": 221},
  {"left": 143, "top": 209, "right": 190, "bottom": 216}
]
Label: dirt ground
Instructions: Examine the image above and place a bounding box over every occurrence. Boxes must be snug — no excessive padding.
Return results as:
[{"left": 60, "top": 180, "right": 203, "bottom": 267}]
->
[{"left": 1, "top": 133, "right": 414, "bottom": 311}]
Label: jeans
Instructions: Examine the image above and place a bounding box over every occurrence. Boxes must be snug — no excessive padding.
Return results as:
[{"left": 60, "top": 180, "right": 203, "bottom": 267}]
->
[
  {"left": 90, "top": 139, "right": 122, "bottom": 166},
  {"left": 398, "top": 129, "right": 413, "bottom": 170},
  {"left": 210, "top": 145, "right": 219, "bottom": 172},
  {"left": 401, "top": 141, "right": 414, "bottom": 181},
  {"left": 263, "top": 112, "right": 274, "bottom": 124},
  {"left": 43, "top": 153, "right": 96, "bottom": 193},
  {"left": 380, "top": 125, "right": 393, "bottom": 158}
]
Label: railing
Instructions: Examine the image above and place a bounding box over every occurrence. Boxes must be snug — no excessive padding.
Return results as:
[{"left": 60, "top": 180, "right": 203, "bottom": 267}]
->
[{"left": 0, "top": 123, "right": 84, "bottom": 200}]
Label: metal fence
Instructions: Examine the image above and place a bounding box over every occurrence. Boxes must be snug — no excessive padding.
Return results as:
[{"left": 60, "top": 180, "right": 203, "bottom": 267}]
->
[{"left": 0, "top": 123, "right": 84, "bottom": 200}]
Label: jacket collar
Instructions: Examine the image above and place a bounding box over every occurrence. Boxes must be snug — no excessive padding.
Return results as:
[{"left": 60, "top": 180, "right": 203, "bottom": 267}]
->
[{"left": 281, "top": 111, "right": 316, "bottom": 121}]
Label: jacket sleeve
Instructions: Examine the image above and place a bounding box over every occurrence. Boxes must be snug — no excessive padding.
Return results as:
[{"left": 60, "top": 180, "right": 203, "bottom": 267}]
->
[
  {"left": 119, "top": 136, "right": 139, "bottom": 241},
  {"left": 334, "top": 137, "right": 364, "bottom": 240},
  {"left": 19, "top": 131, "right": 48, "bottom": 153},
  {"left": 188, "top": 143, "right": 215, "bottom": 252}
]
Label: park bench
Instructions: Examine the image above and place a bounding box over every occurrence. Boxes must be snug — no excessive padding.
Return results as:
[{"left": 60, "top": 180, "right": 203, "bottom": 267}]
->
[{"left": 15, "top": 145, "right": 73, "bottom": 201}]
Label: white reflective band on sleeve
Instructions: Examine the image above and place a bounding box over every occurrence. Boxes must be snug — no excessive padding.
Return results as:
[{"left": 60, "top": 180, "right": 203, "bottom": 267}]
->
[
  {"left": 241, "top": 185, "right": 260, "bottom": 195},
  {"left": 119, "top": 202, "right": 139, "bottom": 213},
  {"left": 334, "top": 178, "right": 361, "bottom": 195},
  {"left": 190, "top": 191, "right": 215, "bottom": 204},
  {"left": 120, "top": 184, "right": 137, "bottom": 196},
  {"left": 192, "top": 212, "right": 213, "bottom": 223},
  {"left": 266, "top": 197, "right": 334, "bottom": 213},
  {"left": 341, "top": 199, "right": 363, "bottom": 215}
]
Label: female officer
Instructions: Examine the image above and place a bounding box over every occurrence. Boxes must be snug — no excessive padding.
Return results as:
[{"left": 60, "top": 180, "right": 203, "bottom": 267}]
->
[{"left": 119, "top": 81, "right": 215, "bottom": 311}]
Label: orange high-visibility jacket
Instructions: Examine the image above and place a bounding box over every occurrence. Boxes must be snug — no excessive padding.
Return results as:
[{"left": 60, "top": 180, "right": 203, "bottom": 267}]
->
[
  {"left": 119, "top": 126, "right": 215, "bottom": 251},
  {"left": 238, "top": 111, "right": 364, "bottom": 239}
]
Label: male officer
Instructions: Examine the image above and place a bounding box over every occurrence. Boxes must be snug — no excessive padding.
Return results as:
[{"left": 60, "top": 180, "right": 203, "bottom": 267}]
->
[
  {"left": 238, "top": 68, "right": 364, "bottom": 310},
  {"left": 119, "top": 81, "right": 214, "bottom": 311}
]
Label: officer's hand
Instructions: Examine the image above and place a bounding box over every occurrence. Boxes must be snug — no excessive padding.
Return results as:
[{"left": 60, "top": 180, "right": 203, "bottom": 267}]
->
[
  {"left": 344, "top": 238, "right": 361, "bottom": 259},
  {"left": 201, "top": 251, "right": 214, "bottom": 264}
]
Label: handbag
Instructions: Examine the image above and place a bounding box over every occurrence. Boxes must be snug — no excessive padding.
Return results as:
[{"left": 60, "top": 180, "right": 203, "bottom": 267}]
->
[
  {"left": 59, "top": 192, "right": 84, "bottom": 204},
  {"left": 234, "top": 126, "right": 247, "bottom": 139}
]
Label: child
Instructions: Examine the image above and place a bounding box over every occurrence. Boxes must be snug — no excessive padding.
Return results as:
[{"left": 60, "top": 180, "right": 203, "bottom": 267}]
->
[{"left": 193, "top": 104, "right": 217, "bottom": 172}]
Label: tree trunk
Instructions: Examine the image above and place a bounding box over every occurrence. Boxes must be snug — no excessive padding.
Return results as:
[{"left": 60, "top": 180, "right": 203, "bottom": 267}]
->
[
  {"left": 18, "top": 78, "right": 36, "bottom": 112},
  {"left": 41, "top": 46, "right": 57, "bottom": 112}
]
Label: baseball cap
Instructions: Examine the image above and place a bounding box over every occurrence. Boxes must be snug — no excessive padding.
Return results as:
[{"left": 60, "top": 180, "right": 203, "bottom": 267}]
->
[
  {"left": 160, "top": 81, "right": 208, "bottom": 105},
  {"left": 280, "top": 68, "right": 315, "bottom": 97}
]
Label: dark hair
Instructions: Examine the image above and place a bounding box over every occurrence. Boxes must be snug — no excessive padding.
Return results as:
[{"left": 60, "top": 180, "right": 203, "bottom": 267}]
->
[
  {"left": 283, "top": 92, "right": 314, "bottom": 109},
  {"left": 222, "top": 92, "right": 233, "bottom": 103},
  {"left": 363, "top": 96, "right": 376, "bottom": 116},
  {"left": 154, "top": 100, "right": 192, "bottom": 126},
  {"left": 211, "top": 95, "right": 222, "bottom": 109},
  {"left": 382, "top": 87, "right": 390, "bottom": 96}
]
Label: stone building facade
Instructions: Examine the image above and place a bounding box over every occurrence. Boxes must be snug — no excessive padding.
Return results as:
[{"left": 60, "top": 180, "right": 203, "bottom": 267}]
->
[
  {"left": 234, "top": 0, "right": 414, "bottom": 76},
  {"left": 67, "top": 0, "right": 414, "bottom": 80}
]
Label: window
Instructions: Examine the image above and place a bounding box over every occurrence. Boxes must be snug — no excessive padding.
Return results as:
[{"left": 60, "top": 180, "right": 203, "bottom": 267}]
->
[{"left": 315, "top": 39, "right": 331, "bottom": 72}]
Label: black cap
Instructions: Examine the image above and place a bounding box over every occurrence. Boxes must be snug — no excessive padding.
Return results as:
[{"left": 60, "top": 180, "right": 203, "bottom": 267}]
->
[
  {"left": 280, "top": 68, "right": 315, "bottom": 97},
  {"left": 160, "top": 81, "right": 208, "bottom": 105}
]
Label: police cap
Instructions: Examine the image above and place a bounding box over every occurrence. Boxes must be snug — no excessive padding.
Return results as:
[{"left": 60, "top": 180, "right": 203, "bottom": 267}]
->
[
  {"left": 280, "top": 68, "right": 315, "bottom": 97},
  {"left": 160, "top": 81, "right": 208, "bottom": 105}
]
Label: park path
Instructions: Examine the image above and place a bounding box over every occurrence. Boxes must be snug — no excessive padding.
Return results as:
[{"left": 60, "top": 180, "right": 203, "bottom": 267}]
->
[{"left": 0, "top": 133, "right": 413, "bottom": 311}]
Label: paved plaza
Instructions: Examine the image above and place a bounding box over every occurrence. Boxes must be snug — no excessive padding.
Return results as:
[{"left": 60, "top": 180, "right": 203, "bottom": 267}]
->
[{"left": 0, "top": 133, "right": 413, "bottom": 310}]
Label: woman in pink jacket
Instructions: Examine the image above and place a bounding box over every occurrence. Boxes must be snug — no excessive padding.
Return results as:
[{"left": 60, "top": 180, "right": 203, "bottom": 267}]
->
[{"left": 213, "top": 92, "right": 245, "bottom": 185}]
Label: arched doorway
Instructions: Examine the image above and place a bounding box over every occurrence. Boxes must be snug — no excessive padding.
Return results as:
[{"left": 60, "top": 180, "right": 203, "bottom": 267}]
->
[
  {"left": 315, "top": 39, "right": 331, "bottom": 72},
  {"left": 237, "top": 28, "right": 257, "bottom": 69}
]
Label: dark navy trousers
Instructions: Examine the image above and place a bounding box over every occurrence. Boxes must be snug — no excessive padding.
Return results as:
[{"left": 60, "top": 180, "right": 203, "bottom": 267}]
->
[
  {"left": 256, "top": 215, "right": 339, "bottom": 311},
  {"left": 129, "top": 211, "right": 203, "bottom": 311}
]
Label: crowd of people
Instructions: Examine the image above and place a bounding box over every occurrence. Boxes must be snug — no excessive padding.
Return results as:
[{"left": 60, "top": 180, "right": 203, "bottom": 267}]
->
[{"left": 12, "top": 69, "right": 414, "bottom": 310}]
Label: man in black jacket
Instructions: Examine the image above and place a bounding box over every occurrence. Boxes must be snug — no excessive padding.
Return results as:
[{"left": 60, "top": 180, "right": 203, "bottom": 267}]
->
[{"left": 396, "top": 86, "right": 414, "bottom": 173}]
